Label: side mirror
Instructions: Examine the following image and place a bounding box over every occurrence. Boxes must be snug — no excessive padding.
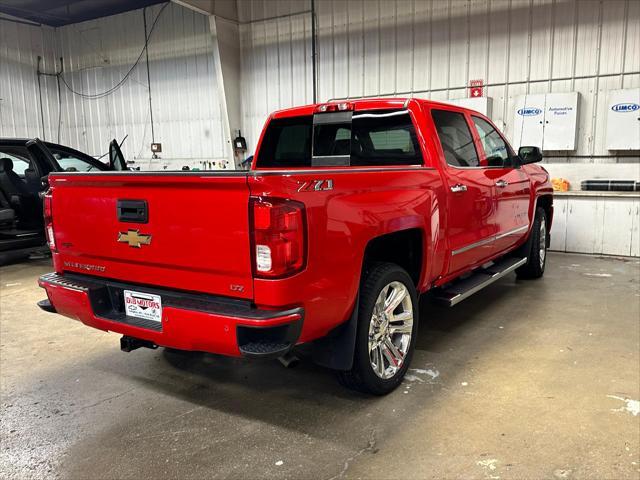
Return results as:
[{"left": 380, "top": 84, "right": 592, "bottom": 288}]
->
[{"left": 518, "top": 146, "right": 543, "bottom": 164}]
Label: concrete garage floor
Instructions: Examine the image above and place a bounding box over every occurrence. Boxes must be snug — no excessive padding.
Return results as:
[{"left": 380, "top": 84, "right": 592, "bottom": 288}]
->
[{"left": 1, "top": 253, "right": 638, "bottom": 479}]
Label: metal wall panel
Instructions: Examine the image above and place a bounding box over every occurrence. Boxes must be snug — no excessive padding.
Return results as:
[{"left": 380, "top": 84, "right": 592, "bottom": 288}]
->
[
  {"left": 5, "top": 0, "right": 639, "bottom": 167},
  {"left": 239, "top": 0, "right": 640, "bottom": 165},
  {"left": 0, "top": 19, "right": 58, "bottom": 140},
  {"left": 56, "top": 3, "right": 226, "bottom": 166},
  {"left": 2, "top": 3, "right": 227, "bottom": 169}
]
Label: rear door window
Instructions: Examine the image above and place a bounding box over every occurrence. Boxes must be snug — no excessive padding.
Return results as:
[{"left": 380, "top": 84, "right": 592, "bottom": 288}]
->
[{"left": 431, "top": 109, "right": 479, "bottom": 167}]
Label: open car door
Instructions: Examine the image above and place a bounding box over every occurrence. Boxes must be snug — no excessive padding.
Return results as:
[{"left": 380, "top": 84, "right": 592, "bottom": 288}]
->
[
  {"left": 109, "top": 139, "right": 127, "bottom": 171},
  {"left": 25, "top": 138, "right": 57, "bottom": 176}
]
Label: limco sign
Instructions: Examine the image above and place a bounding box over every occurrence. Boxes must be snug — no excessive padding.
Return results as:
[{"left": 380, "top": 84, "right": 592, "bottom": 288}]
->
[
  {"left": 517, "top": 107, "right": 542, "bottom": 116},
  {"left": 611, "top": 103, "right": 640, "bottom": 113}
]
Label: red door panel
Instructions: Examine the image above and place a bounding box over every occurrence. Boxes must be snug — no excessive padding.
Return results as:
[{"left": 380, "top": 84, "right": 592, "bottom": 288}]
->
[
  {"left": 444, "top": 168, "right": 496, "bottom": 275},
  {"left": 469, "top": 115, "right": 531, "bottom": 256},
  {"left": 491, "top": 167, "right": 531, "bottom": 254}
]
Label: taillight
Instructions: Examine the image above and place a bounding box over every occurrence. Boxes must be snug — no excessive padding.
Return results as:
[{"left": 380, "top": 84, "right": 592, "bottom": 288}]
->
[
  {"left": 250, "top": 197, "right": 306, "bottom": 278},
  {"left": 43, "top": 191, "right": 56, "bottom": 251}
]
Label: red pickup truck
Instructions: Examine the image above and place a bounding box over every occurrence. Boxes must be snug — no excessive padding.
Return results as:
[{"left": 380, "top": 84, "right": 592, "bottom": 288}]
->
[{"left": 38, "top": 98, "right": 553, "bottom": 394}]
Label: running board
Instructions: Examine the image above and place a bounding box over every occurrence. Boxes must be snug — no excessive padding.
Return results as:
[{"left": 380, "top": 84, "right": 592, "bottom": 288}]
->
[{"left": 433, "top": 257, "right": 528, "bottom": 307}]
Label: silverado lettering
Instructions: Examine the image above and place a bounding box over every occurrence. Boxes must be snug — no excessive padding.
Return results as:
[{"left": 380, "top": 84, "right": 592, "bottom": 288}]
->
[{"left": 38, "top": 98, "right": 553, "bottom": 394}]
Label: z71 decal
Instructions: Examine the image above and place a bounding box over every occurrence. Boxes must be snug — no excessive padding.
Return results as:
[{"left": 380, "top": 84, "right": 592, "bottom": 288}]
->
[{"left": 297, "top": 179, "right": 334, "bottom": 192}]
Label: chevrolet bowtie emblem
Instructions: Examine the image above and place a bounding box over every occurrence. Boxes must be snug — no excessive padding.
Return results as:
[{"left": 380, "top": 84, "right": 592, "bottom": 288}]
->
[{"left": 117, "top": 229, "right": 152, "bottom": 248}]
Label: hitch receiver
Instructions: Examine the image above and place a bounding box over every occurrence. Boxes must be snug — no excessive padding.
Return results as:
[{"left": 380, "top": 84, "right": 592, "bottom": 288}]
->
[{"left": 120, "top": 335, "right": 158, "bottom": 352}]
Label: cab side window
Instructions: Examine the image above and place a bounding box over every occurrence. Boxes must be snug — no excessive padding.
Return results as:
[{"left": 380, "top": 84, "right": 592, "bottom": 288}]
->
[
  {"left": 350, "top": 110, "right": 422, "bottom": 166},
  {"left": 471, "top": 116, "right": 511, "bottom": 167},
  {"left": 431, "top": 110, "right": 479, "bottom": 167}
]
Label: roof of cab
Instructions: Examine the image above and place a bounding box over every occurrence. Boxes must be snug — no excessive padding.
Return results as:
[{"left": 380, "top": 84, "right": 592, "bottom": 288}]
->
[{"left": 270, "top": 97, "right": 475, "bottom": 119}]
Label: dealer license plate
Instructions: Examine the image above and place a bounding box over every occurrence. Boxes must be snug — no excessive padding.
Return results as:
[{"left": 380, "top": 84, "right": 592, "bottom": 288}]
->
[{"left": 124, "top": 290, "right": 162, "bottom": 323}]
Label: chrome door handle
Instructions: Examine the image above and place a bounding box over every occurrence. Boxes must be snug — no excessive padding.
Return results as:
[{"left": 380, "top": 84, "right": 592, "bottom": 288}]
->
[
  {"left": 450, "top": 184, "right": 467, "bottom": 193},
  {"left": 495, "top": 180, "right": 509, "bottom": 188}
]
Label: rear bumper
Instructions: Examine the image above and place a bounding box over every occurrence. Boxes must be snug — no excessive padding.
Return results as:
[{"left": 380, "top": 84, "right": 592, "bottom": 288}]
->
[{"left": 38, "top": 272, "right": 303, "bottom": 358}]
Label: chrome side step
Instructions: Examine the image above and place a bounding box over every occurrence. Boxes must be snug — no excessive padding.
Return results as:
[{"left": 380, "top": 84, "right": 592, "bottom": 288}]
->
[{"left": 433, "top": 257, "right": 528, "bottom": 307}]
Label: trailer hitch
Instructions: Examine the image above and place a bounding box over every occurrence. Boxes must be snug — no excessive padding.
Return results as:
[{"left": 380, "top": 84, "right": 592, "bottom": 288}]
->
[{"left": 120, "top": 335, "right": 157, "bottom": 352}]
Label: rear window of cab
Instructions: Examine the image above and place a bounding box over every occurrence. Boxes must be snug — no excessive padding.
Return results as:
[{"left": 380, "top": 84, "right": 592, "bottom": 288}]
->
[{"left": 256, "top": 109, "right": 422, "bottom": 168}]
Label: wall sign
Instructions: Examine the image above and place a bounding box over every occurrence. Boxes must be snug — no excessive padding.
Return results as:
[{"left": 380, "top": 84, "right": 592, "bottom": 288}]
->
[
  {"left": 606, "top": 89, "right": 640, "bottom": 150},
  {"left": 517, "top": 107, "right": 542, "bottom": 116},
  {"left": 513, "top": 92, "right": 579, "bottom": 151},
  {"left": 469, "top": 79, "right": 484, "bottom": 98}
]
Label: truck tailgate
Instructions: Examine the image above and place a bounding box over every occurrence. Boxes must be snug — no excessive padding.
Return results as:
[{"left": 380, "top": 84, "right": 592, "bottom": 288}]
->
[{"left": 49, "top": 173, "right": 254, "bottom": 299}]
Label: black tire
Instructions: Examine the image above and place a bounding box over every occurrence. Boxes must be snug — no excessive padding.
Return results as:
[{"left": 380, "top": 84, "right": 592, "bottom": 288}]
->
[
  {"left": 337, "top": 262, "right": 419, "bottom": 395},
  {"left": 516, "top": 207, "right": 548, "bottom": 279}
]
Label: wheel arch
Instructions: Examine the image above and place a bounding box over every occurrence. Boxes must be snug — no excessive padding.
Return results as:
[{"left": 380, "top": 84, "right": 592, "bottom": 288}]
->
[
  {"left": 362, "top": 227, "right": 424, "bottom": 287},
  {"left": 312, "top": 227, "right": 425, "bottom": 372},
  {"left": 536, "top": 194, "right": 553, "bottom": 229}
]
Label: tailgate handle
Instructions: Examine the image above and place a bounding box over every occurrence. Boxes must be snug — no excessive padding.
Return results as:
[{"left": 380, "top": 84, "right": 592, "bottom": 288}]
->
[{"left": 117, "top": 200, "right": 148, "bottom": 223}]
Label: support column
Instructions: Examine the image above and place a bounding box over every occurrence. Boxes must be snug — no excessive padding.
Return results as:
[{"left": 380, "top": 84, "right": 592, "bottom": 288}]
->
[
  {"left": 209, "top": 14, "right": 242, "bottom": 169},
  {"left": 173, "top": 0, "right": 241, "bottom": 169}
]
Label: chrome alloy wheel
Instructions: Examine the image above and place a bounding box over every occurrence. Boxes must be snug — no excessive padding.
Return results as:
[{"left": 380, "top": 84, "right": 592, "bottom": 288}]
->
[
  {"left": 539, "top": 217, "right": 547, "bottom": 269},
  {"left": 368, "top": 281, "right": 414, "bottom": 379}
]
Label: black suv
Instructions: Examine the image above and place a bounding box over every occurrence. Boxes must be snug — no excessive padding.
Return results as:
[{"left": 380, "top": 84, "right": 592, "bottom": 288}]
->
[{"left": 0, "top": 138, "right": 126, "bottom": 264}]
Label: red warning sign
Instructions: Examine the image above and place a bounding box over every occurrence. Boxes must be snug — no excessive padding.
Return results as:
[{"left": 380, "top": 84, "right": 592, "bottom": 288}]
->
[{"left": 470, "top": 79, "right": 484, "bottom": 98}]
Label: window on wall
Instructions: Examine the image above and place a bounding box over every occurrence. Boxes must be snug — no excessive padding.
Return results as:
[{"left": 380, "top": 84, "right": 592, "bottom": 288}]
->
[
  {"left": 471, "top": 116, "right": 511, "bottom": 167},
  {"left": 431, "top": 110, "right": 479, "bottom": 167}
]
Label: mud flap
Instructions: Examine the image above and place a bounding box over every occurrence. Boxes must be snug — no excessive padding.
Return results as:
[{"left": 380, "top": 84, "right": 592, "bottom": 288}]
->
[
  {"left": 514, "top": 224, "right": 535, "bottom": 267},
  {"left": 311, "top": 294, "right": 359, "bottom": 371}
]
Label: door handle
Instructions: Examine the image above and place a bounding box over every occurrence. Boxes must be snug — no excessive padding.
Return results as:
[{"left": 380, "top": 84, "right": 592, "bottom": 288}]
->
[
  {"left": 450, "top": 184, "right": 467, "bottom": 193},
  {"left": 495, "top": 180, "right": 509, "bottom": 188}
]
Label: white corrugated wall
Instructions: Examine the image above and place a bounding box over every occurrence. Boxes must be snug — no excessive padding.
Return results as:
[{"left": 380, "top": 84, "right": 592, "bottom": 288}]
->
[
  {"left": 1, "top": 3, "right": 227, "bottom": 168},
  {"left": 2, "top": 0, "right": 639, "bottom": 168},
  {"left": 0, "top": 19, "right": 58, "bottom": 141},
  {"left": 238, "top": 0, "right": 640, "bottom": 165}
]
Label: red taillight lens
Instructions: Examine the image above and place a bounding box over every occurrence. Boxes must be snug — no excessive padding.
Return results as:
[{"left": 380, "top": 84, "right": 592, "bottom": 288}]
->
[
  {"left": 250, "top": 197, "right": 306, "bottom": 278},
  {"left": 43, "top": 191, "right": 56, "bottom": 251}
]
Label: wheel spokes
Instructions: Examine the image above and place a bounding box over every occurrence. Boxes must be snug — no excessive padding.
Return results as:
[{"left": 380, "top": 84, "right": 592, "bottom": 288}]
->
[
  {"left": 390, "top": 310, "right": 413, "bottom": 323},
  {"left": 368, "top": 280, "right": 414, "bottom": 380},
  {"left": 384, "top": 283, "right": 407, "bottom": 314},
  {"left": 382, "top": 338, "right": 403, "bottom": 367},
  {"left": 376, "top": 284, "right": 391, "bottom": 313},
  {"left": 388, "top": 321, "right": 412, "bottom": 335},
  {"left": 376, "top": 345, "right": 386, "bottom": 376}
]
